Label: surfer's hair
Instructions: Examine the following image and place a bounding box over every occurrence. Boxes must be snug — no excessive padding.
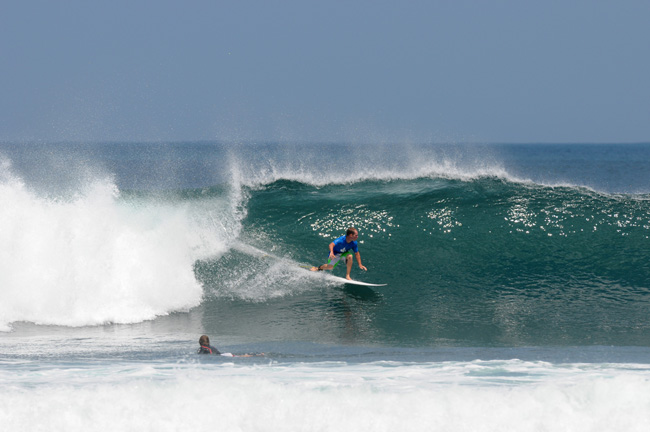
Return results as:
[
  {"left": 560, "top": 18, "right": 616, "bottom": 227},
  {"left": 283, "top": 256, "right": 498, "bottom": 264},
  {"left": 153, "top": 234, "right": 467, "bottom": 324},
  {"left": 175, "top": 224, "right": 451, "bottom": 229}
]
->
[
  {"left": 199, "top": 335, "right": 210, "bottom": 346},
  {"left": 346, "top": 227, "right": 358, "bottom": 236}
]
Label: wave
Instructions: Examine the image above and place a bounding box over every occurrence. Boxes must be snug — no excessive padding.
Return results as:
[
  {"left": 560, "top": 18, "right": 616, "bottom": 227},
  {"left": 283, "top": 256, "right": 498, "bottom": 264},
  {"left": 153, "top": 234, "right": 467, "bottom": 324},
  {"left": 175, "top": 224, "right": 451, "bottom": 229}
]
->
[
  {"left": 218, "top": 143, "right": 650, "bottom": 195},
  {"left": 0, "top": 161, "right": 241, "bottom": 331},
  {"left": 192, "top": 176, "right": 650, "bottom": 346},
  {"left": 218, "top": 177, "right": 650, "bottom": 296},
  {"left": 2, "top": 143, "right": 650, "bottom": 345}
]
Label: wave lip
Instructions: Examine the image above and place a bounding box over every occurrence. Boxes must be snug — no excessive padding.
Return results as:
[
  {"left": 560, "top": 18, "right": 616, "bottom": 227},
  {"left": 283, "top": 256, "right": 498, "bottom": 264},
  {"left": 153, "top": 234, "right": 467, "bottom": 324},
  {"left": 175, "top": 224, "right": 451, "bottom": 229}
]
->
[
  {"left": 235, "top": 160, "right": 514, "bottom": 187},
  {"left": 222, "top": 143, "right": 650, "bottom": 194}
]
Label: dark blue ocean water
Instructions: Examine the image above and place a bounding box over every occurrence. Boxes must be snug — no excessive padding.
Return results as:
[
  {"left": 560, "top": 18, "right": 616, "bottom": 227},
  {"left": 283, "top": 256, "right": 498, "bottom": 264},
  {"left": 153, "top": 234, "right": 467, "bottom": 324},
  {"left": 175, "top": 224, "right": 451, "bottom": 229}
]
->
[
  {"left": 1, "top": 142, "right": 649, "bottom": 346},
  {"left": 1, "top": 142, "right": 650, "bottom": 430}
]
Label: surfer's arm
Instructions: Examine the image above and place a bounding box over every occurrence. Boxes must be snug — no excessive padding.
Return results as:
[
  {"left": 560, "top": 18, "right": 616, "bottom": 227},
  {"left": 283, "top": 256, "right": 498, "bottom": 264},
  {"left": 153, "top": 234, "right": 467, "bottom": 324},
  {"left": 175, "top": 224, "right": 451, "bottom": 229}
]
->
[
  {"left": 328, "top": 242, "right": 336, "bottom": 259},
  {"left": 355, "top": 251, "right": 367, "bottom": 271}
]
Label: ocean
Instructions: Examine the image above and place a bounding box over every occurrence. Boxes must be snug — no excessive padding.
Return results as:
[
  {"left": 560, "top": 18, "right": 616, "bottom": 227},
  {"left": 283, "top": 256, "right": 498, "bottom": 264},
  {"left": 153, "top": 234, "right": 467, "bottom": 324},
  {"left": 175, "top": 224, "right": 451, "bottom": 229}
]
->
[{"left": 1, "top": 142, "right": 649, "bottom": 430}]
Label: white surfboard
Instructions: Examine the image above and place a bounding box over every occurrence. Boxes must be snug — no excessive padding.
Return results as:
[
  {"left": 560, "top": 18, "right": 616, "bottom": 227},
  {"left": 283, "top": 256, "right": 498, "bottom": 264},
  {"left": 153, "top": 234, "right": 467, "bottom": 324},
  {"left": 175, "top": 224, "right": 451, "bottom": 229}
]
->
[
  {"left": 299, "top": 265, "right": 386, "bottom": 287},
  {"left": 324, "top": 273, "right": 387, "bottom": 287}
]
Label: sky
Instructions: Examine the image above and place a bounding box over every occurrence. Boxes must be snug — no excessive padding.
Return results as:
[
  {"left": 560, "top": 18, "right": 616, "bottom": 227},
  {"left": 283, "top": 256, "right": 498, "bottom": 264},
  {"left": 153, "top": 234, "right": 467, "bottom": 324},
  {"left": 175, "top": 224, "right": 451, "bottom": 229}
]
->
[{"left": 1, "top": 0, "right": 649, "bottom": 144}]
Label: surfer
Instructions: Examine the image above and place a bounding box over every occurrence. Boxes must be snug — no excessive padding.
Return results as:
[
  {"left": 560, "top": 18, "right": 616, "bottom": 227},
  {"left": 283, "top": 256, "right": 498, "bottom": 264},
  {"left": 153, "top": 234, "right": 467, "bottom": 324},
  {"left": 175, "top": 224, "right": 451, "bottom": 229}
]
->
[
  {"left": 197, "top": 335, "right": 258, "bottom": 357},
  {"left": 311, "top": 227, "right": 367, "bottom": 280},
  {"left": 197, "top": 335, "right": 226, "bottom": 355}
]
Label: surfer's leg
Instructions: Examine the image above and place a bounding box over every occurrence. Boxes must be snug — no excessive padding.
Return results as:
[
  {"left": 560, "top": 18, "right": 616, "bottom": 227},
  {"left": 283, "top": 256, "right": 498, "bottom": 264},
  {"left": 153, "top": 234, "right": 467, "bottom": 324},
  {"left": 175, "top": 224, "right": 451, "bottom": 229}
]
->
[
  {"left": 325, "top": 254, "right": 342, "bottom": 271},
  {"left": 345, "top": 254, "right": 353, "bottom": 280},
  {"left": 311, "top": 254, "right": 339, "bottom": 271}
]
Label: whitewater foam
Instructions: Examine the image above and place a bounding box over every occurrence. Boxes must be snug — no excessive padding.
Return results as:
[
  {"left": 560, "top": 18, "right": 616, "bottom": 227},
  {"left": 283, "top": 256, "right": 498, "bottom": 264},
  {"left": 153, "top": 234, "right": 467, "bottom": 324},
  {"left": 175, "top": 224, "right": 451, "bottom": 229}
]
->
[
  {"left": 1, "top": 359, "right": 649, "bottom": 432},
  {"left": 0, "top": 163, "right": 240, "bottom": 331}
]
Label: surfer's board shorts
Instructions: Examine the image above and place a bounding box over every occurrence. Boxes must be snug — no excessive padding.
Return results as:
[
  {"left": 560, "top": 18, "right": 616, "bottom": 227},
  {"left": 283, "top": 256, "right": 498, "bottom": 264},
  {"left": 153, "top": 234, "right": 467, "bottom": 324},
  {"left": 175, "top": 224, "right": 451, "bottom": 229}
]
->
[{"left": 328, "top": 251, "right": 352, "bottom": 268}]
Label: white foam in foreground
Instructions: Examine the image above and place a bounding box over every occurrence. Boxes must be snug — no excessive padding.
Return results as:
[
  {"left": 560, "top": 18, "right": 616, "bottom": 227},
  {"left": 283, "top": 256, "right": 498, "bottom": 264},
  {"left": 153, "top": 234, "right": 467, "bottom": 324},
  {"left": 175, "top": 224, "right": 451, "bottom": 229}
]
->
[{"left": 1, "top": 360, "right": 649, "bottom": 431}]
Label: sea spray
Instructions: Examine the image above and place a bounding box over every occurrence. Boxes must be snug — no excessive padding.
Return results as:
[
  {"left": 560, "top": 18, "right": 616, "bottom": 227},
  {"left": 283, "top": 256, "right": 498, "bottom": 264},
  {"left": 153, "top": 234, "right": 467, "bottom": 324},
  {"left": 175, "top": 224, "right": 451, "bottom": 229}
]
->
[
  {"left": 0, "top": 164, "right": 241, "bottom": 331},
  {"left": 221, "top": 142, "right": 514, "bottom": 188}
]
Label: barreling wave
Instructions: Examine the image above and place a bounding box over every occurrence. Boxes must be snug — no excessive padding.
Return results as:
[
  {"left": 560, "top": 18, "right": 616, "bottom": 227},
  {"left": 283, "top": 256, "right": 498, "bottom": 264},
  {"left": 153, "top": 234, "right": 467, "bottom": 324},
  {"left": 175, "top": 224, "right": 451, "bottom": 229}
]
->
[
  {"left": 2, "top": 143, "right": 650, "bottom": 346},
  {"left": 196, "top": 176, "right": 650, "bottom": 346}
]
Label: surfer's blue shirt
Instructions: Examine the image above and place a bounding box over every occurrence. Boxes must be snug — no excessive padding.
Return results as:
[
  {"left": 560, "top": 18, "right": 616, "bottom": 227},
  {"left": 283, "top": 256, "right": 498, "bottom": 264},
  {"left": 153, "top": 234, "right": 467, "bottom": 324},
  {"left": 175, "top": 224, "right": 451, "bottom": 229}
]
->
[{"left": 332, "top": 235, "right": 358, "bottom": 255}]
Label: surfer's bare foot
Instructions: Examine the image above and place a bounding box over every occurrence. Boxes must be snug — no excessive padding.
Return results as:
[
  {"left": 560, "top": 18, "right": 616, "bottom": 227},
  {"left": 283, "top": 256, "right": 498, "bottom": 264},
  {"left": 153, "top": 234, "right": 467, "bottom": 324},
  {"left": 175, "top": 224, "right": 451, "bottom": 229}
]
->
[
  {"left": 310, "top": 267, "right": 318, "bottom": 271},
  {"left": 346, "top": 275, "right": 352, "bottom": 280}
]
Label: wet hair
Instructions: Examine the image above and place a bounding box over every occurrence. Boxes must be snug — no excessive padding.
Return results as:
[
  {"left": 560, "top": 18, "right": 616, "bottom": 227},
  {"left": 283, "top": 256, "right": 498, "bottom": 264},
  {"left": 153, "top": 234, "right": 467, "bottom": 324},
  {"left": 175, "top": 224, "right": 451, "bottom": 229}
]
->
[
  {"left": 346, "top": 227, "right": 358, "bottom": 236},
  {"left": 199, "top": 335, "right": 210, "bottom": 346}
]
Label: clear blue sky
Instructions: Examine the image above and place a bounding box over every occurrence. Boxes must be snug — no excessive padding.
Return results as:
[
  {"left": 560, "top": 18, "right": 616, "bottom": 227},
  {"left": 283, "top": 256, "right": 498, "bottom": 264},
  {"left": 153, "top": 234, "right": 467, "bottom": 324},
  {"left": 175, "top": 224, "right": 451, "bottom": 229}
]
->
[{"left": 2, "top": 0, "right": 649, "bottom": 144}]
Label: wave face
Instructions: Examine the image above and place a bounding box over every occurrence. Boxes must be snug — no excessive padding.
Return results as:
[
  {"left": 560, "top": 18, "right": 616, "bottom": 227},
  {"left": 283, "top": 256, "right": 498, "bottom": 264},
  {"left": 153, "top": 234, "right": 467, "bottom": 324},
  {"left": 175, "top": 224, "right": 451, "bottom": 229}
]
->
[
  {"left": 200, "top": 177, "right": 650, "bottom": 347},
  {"left": 1, "top": 142, "right": 649, "bottom": 346}
]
